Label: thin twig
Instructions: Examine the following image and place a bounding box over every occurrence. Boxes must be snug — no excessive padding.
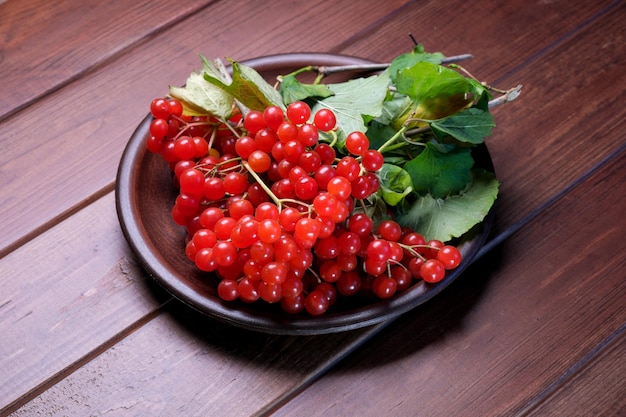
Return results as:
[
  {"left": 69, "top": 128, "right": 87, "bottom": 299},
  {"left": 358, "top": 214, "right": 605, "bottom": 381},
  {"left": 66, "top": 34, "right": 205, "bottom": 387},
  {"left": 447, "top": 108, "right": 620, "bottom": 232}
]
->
[
  {"left": 315, "top": 53, "right": 474, "bottom": 76},
  {"left": 488, "top": 85, "right": 523, "bottom": 108}
]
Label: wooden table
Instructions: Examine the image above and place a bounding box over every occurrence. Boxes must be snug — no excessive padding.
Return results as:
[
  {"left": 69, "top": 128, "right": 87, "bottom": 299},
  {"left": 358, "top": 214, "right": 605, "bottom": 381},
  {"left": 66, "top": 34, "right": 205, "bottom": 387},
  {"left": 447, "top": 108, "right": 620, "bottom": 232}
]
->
[{"left": 1, "top": 0, "right": 625, "bottom": 415}]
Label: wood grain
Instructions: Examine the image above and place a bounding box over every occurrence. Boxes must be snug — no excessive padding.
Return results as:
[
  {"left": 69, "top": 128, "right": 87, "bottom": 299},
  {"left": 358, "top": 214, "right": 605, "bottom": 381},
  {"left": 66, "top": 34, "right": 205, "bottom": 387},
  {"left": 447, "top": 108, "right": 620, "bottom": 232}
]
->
[
  {"left": 0, "top": 194, "right": 162, "bottom": 412},
  {"left": 267, "top": 141, "right": 626, "bottom": 417},
  {"left": 2, "top": 0, "right": 625, "bottom": 415},
  {"left": 340, "top": 0, "right": 620, "bottom": 81},
  {"left": 0, "top": 0, "right": 213, "bottom": 121},
  {"left": 0, "top": 0, "right": 409, "bottom": 257},
  {"left": 6, "top": 300, "right": 386, "bottom": 417},
  {"left": 0, "top": 191, "right": 384, "bottom": 415},
  {"left": 525, "top": 329, "right": 626, "bottom": 416}
]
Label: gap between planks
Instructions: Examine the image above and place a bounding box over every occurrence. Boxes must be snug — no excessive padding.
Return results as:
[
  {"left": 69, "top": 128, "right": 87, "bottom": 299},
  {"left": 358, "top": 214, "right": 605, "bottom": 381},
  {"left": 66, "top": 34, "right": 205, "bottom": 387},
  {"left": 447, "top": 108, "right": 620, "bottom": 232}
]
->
[
  {"left": 255, "top": 143, "right": 626, "bottom": 416},
  {"left": 513, "top": 322, "right": 626, "bottom": 416},
  {"left": 0, "top": 1, "right": 219, "bottom": 125}
]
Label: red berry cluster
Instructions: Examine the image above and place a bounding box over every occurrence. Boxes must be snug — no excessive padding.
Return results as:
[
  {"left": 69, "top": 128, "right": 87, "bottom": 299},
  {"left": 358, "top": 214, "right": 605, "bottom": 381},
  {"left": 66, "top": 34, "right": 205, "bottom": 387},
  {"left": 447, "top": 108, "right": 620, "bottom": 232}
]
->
[{"left": 146, "top": 98, "right": 462, "bottom": 316}]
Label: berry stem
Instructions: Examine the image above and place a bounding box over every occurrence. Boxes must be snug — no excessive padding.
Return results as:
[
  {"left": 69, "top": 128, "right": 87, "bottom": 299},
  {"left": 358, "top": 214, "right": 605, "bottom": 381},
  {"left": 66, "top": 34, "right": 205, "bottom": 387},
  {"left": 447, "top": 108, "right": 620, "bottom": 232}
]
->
[
  {"left": 197, "top": 156, "right": 242, "bottom": 174},
  {"left": 396, "top": 241, "right": 435, "bottom": 261},
  {"left": 404, "top": 125, "right": 431, "bottom": 139},
  {"left": 280, "top": 198, "right": 313, "bottom": 212},
  {"left": 447, "top": 64, "right": 523, "bottom": 107},
  {"left": 376, "top": 125, "right": 407, "bottom": 154},
  {"left": 172, "top": 121, "right": 211, "bottom": 141},
  {"left": 324, "top": 128, "right": 339, "bottom": 148},
  {"left": 241, "top": 160, "right": 283, "bottom": 208},
  {"left": 219, "top": 116, "right": 244, "bottom": 138},
  {"left": 306, "top": 267, "right": 323, "bottom": 285},
  {"left": 206, "top": 126, "right": 218, "bottom": 151},
  {"left": 241, "top": 161, "right": 314, "bottom": 213}
]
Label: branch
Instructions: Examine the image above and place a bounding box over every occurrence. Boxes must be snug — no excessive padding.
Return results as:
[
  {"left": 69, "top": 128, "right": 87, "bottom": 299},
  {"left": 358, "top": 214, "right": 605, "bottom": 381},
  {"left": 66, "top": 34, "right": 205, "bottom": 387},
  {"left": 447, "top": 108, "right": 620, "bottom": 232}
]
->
[
  {"left": 314, "top": 53, "right": 474, "bottom": 76},
  {"left": 488, "top": 85, "right": 523, "bottom": 108}
]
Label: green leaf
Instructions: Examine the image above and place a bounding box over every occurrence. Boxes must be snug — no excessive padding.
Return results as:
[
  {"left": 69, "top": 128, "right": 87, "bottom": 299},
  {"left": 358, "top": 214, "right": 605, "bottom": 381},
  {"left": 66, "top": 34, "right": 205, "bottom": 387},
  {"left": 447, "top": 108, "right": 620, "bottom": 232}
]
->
[
  {"left": 389, "top": 44, "right": 445, "bottom": 81},
  {"left": 279, "top": 73, "right": 334, "bottom": 105},
  {"left": 365, "top": 120, "right": 400, "bottom": 150},
  {"left": 169, "top": 69, "right": 234, "bottom": 119},
  {"left": 311, "top": 70, "right": 390, "bottom": 140},
  {"left": 404, "top": 142, "right": 473, "bottom": 198},
  {"left": 203, "top": 60, "right": 284, "bottom": 111},
  {"left": 430, "top": 108, "right": 495, "bottom": 144},
  {"left": 395, "top": 62, "right": 479, "bottom": 120},
  {"left": 376, "top": 94, "right": 413, "bottom": 125},
  {"left": 395, "top": 168, "right": 499, "bottom": 242},
  {"left": 377, "top": 163, "right": 413, "bottom": 206},
  {"left": 474, "top": 89, "right": 492, "bottom": 111}
]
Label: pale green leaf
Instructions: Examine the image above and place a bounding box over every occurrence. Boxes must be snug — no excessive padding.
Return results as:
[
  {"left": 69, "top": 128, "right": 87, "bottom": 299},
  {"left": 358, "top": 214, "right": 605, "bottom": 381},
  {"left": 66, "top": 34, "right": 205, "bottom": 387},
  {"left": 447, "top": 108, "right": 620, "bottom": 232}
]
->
[
  {"left": 203, "top": 60, "right": 284, "bottom": 111},
  {"left": 279, "top": 73, "right": 334, "bottom": 104},
  {"left": 169, "top": 71, "right": 234, "bottom": 119},
  {"left": 311, "top": 70, "right": 390, "bottom": 140},
  {"left": 389, "top": 44, "right": 445, "bottom": 81}
]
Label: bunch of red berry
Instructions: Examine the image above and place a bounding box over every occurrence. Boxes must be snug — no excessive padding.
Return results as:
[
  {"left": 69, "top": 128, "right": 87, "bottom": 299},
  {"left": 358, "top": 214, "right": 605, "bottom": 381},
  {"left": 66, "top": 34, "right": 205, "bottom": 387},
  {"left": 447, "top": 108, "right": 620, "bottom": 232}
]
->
[{"left": 145, "top": 97, "right": 462, "bottom": 315}]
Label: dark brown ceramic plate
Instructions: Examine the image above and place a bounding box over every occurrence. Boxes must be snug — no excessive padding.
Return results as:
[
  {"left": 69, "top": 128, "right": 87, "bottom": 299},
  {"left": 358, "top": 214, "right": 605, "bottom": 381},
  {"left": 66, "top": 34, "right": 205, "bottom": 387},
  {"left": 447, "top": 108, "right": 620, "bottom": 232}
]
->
[{"left": 115, "top": 53, "right": 494, "bottom": 335}]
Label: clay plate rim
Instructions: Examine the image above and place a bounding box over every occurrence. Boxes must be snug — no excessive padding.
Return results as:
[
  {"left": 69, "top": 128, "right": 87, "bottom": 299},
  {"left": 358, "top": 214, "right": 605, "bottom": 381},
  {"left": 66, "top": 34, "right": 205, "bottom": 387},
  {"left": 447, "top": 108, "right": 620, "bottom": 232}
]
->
[{"left": 115, "top": 53, "right": 494, "bottom": 335}]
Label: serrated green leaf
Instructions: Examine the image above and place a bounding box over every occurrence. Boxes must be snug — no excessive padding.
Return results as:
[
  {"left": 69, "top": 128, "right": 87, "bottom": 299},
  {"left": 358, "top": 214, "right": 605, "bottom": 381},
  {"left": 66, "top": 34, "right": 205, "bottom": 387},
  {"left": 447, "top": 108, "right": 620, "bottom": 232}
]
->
[
  {"left": 311, "top": 70, "right": 390, "bottom": 141},
  {"left": 203, "top": 60, "right": 284, "bottom": 111},
  {"left": 430, "top": 107, "right": 495, "bottom": 144},
  {"left": 404, "top": 142, "right": 473, "bottom": 198},
  {"left": 378, "top": 163, "right": 413, "bottom": 206},
  {"left": 396, "top": 62, "right": 478, "bottom": 120},
  {"left": 279, "top": 73, "right": 334, "bottom": 105},
  {"left": 376, "top": 94, "right": 413, "bottom": 125},
  {"left": 396, "top": 169, "right": 499, "bottom": 241},
  {"left": 389, "top": 44, "right": 446, "bottom": 81},
  {"left": 474, "top": 89, "right": 492, "bottom": 111},
  {"left": 365, "top": 120, "right": 400, "bottom": 150}
]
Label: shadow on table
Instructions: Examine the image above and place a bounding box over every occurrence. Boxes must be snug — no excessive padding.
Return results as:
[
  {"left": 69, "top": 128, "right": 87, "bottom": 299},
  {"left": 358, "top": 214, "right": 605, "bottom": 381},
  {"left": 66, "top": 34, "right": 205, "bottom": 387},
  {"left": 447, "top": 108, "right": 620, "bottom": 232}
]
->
[
  {"left": 344, "top": 243, "right": 505, "bottom": 369},
  {"left": 142, "top": 240, "right": 503, "bottom": 372}
]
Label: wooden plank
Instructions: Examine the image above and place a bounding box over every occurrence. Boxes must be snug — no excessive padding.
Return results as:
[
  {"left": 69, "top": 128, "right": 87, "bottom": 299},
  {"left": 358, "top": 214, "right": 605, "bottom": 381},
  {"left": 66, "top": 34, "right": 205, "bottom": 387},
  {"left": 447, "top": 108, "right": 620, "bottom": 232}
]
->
[
  {"left": 0, "top": 190, "right": 382, "bottom": 415},
  {"left": 0, "top": 0, "right": 213, "bottom": 121},
  {"left": 6, "top": 301, "right": 385, "bottom": 417},
  {"left": 2, "top": 0, "right": 621, "bottom": 258},
  {"left": 0, "top": 0, "right": 409, "bottom": 257},
  {"left": 0, "top": 1, "right": 411, "bottom": 410},
  {"left": 2, "top": 0, "right": 614, "bottom": 412},
  {"left": 339, "top": 0, "right": 619, "bottom": 81},
  {"left": 525, "top": 329, "right": 626, "bottom": 416},
  {"left": 266, "top": 137, "right": 626, "bottom": 417},
  {"left": 8, "top": 142, "right": 624, "bottom": 417},
  {"left": 0, "top": 194, "right": 163, "bottom": 412},
  {"left": 484, "top": 0, "right": 626, "bottom": 231}
]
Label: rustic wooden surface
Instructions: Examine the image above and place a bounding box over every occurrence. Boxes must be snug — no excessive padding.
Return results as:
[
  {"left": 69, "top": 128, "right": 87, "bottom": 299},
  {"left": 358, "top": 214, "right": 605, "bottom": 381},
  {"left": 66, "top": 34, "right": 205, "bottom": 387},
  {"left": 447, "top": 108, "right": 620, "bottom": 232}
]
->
[{"left": 1, "top": 0, "right": 624, "bottom": 416}]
